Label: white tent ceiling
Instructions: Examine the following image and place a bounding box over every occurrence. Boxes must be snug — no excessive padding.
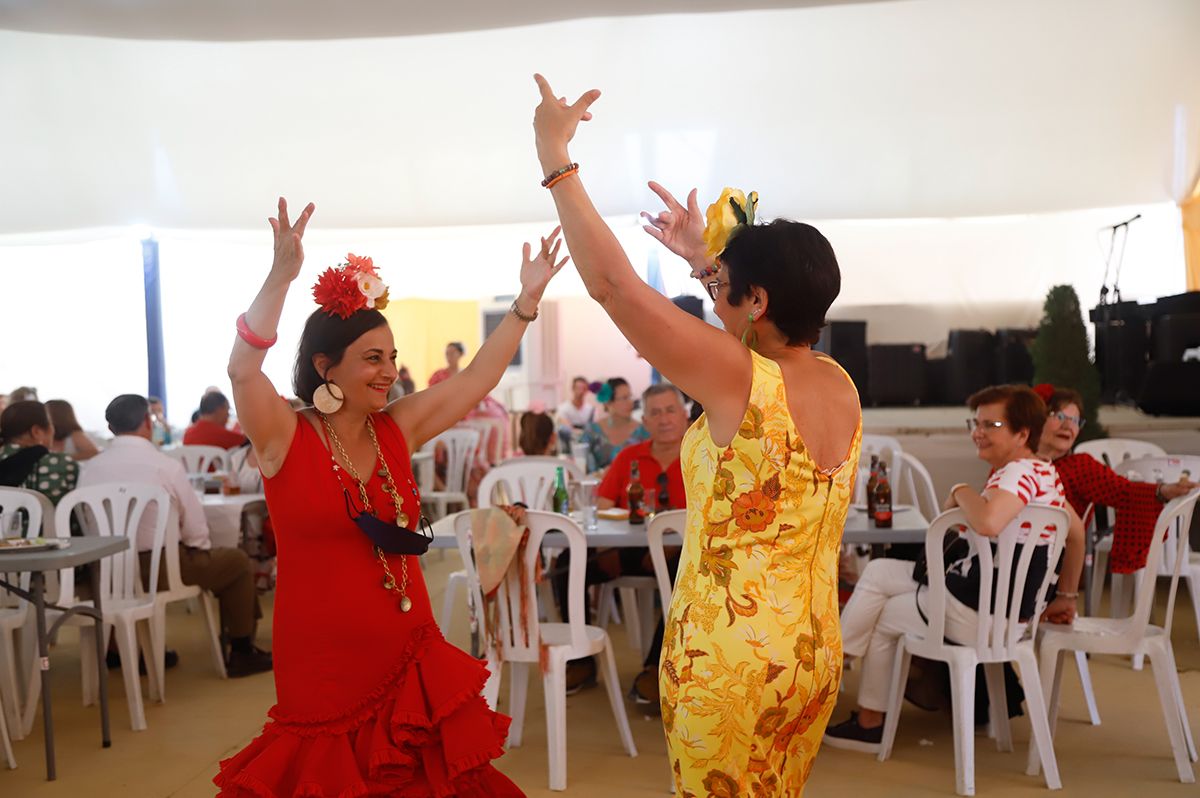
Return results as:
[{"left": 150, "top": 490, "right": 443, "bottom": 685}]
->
[{"left": 1, "top": 0, "right": 1197, "bottom": 234}]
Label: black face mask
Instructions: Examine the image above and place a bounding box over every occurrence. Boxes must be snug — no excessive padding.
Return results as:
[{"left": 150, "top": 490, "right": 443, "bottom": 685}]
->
[{"left": 342, "top": 490, "right": 433, "bottom": 555}]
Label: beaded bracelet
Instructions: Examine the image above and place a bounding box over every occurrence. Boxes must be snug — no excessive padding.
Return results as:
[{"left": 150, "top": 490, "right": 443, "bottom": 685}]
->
[
  {"left": 236, "top": 312, "right": 277, "bottom": 349},
  {"left": 692, "top": 263, "right": 720, "bottom": 279},
  {"left": 510, "top": 299, "right": 539, "bottom": 322},
  {"left": 541, "top": 162, "right": 579, "bottom": 187}
]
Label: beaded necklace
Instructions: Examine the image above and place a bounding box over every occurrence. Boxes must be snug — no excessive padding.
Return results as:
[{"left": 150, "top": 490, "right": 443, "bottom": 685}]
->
[{"left": 318, "top": 412, "right": 420, "bottom": 612}]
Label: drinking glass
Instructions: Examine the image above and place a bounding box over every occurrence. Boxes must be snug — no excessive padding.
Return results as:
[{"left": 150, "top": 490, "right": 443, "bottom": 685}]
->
[{"left": 579, "top": 478, "right": 599, "bottom": 531}]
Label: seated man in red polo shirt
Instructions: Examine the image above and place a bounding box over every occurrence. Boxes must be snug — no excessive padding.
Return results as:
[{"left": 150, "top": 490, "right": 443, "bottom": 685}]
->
[
  {"left": 184, "top": 391, "right": 248, "bottom": 449},
  {"left": 558, "top": 383, "right": 688, "bottom": 694}
]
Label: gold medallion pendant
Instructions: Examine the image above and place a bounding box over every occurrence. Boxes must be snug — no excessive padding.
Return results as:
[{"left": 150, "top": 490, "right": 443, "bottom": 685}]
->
[{"left": 399, "top": 596, "right": 413, "bottom": 613}]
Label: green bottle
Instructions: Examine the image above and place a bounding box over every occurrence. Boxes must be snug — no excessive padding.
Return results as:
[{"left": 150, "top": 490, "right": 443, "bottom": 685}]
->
[{"left": 553, "top": 466, "right": 570, "bottom": 515}]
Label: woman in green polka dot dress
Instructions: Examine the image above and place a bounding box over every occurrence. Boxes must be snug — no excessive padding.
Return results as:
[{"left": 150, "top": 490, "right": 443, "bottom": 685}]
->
[{"left": 0, "top": 400, "right": 80, "bottom": 505}]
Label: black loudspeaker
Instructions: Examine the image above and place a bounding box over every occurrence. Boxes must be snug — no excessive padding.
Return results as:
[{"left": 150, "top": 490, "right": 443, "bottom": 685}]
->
[
  {"left": 815, "top": 321, "right": 868, "bottom": 400},
  {"left": 1151, "top": 313, "right": 1200, "bottom": 363},
  {"left": 1137, "top": 362, "right": 1200, "bottom": 416},
  {"left": 946, "top": 330, "right": 996, "bottom": 404},
  {"left": 1094, "top": 319, "right": 1149, "bottom": 403},
  {"left": 868, "top": 344, "right": 927, "bottom": 406},
  {"left": 994, "top": 328, "right": 1036, "bottom": 385},
  {"left": 924, "top": 358, "right": 949, "bottom": 405}
]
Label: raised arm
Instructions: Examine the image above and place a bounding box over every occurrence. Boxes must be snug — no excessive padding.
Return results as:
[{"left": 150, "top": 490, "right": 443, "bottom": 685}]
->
[
  {"left": 227, "top": 197, "right": 314, "bottom": 478},
  {"left": 531, "top": 74, "right": 752, "bottom": 429},
  {"left": 389, "top": 229, "right": 567, "bottom": 450}
]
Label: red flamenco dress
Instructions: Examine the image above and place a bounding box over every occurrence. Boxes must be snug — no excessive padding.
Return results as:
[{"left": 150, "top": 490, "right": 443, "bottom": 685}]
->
[{"left": 215, "top": 413, "right": 523, "bottom": 797}]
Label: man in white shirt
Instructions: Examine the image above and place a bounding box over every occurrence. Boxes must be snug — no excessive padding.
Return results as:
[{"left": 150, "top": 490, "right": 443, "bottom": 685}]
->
[
  {"left": 79, "top": 394, "right": 271, "bottom": 677},
  {"left": 555, "top": 376, "right": 595, "bottom": 449}
]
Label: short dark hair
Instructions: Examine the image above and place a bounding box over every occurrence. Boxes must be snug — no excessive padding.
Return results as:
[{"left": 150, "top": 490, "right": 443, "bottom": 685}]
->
[
  {"left": 720, "top": 219, "right": 841, "bottom": 346},
  {"left": 602, "top": 377, "right": 630, "bottom": 404},
  {"left": 45, "top": 399, "right": 82, "bottom": 441},
  {"left": 0, "top": 400, "right": 50, "bottom": 445},
  {"left": 293, "top": 308, "right": 390, "bottom": 404},
  {"left": 447, "top": 341, "right": 465, "bottom": 355},
  {"left": 518, "top": 411, "right": 555, "bottom": 456},
  {"left": 198, "top": 391, "right": 229, "bottom": 416},
  {"left": 571, "top": 376, "right": 588, "bottom": 388},
  {"left": 967, "top": 384, "right": 1047, "bottom": 452},
  {"left": 106, "top": 394, "right": 150, "bottom": 435},
  {"left": 1047, "top": 387, "right": 1084, "bottom": 414}
]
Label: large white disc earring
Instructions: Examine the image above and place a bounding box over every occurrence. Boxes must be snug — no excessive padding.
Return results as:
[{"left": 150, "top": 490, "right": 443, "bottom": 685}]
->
[{"left": 313, "top": 381, "right": 345, "bottom": 414}]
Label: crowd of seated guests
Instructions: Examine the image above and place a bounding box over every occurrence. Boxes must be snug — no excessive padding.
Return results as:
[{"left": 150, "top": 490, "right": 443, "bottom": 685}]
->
[
  {"left": 0, "top": 399, "right": 80, "bottom": 505},
  {"left": 580, "top": 377, "right": 648, "bottom": 472}
]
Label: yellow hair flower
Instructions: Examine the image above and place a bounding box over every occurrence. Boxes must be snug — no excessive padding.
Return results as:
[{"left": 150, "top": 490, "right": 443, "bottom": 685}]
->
[{"left": 702, "top": 188, "right": 759, "bottom": 260}]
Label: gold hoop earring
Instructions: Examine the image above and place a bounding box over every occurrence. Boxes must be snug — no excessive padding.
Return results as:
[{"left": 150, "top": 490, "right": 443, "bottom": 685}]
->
[{"left": 313, "top": 381, "right": 345, "bottom": 414}]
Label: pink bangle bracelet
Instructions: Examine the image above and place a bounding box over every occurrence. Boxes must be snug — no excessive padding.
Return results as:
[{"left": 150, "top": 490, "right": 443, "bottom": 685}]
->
[{"left": 236, "top": 313, "right": 277, "bottom": 349}]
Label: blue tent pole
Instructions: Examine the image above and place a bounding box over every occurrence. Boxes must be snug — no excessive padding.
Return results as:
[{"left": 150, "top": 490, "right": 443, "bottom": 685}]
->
[{"left": 142, "top": 237, "right": 167, "bottom": 413}]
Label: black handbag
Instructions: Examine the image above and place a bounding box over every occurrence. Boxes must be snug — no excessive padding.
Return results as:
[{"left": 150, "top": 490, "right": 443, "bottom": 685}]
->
[{"left": 912, "top": 526, "right": 971, "bottom": 586}]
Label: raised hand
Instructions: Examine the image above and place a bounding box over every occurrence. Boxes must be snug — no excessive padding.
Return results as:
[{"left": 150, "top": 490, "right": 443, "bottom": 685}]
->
[
  {"left": 641, "top": 181, "right": 708, "bottom": 269},
  {"left": 519, "top": 226, "right": 569, "bottom": 302},
  {"left": 267, "top": 197, "right": 315, "bottom": 282},
  {"left": 532, "top": 74, "right": 601, "bottom": 171}
]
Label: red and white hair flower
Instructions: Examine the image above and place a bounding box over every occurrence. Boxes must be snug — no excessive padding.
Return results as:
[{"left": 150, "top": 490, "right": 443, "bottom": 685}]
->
[{"left": 312, "top": 253, "right": 389, "bottom": 318}]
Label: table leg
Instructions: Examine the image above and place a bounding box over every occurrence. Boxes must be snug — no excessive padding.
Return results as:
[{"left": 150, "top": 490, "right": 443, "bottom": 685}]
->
[
  {"left": 31, "top": 572, "right": 54, "bottom": 780},
  {"left": 1083, "top": 524, "right": 1095, "bottom": 615},
  {"left": 90, "top": 564, "right": 111, "bottom": 749}
]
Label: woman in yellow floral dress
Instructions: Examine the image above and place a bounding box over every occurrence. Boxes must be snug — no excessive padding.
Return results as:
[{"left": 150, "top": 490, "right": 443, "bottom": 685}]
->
[{"left": 532, "top": 75, "right": 862, "bottom": 796}]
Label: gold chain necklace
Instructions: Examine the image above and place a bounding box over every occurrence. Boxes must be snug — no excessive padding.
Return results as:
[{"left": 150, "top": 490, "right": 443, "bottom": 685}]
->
[{"left": 319, "top": 412, "right": 414, "bottom": 612}]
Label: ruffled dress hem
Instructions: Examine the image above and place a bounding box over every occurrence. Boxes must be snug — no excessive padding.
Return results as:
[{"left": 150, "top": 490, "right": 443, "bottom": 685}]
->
[{"left": 214, "top": 623, "right": 522, "bottom": 798}]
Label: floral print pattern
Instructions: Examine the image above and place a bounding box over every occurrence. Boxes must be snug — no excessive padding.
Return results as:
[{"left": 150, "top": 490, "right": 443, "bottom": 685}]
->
[{"left": 663, "top": 351, "right": 861, "bottom": 797}]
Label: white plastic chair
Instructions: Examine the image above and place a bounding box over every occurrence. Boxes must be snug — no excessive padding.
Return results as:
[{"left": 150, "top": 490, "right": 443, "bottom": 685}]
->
[
  {"left": 0, "top": 487, "right": 45, "bottom": 740},
  {"left": 1074, "top": 438, "right": 1167, "bottom": 469},
  {"left": 454, "top": 510, "right": 636, "bottom": 791},
  {"left": 0, "top": 676, "right": 12, "bottom": 769},
  {"left": 595, "top": 507, "right": 679, "bottom": 659},
  {"left": 150, "top": 504, "right": 227, "bottom": 691},
  {"left": 878, "top": 504, "right": 1070, "bottom": 796},
  {"left": 646, "top": 510, "right": 688, "bottom": 623},
  {"left": 420, "top": 428, "right": 480, "bottom": 520},
  {"left": 1029, "top": 491, "right": 1199, "bottom": 784},
  {"left": 52, "top": 484, "right": 169, "bottom": 732},
  {"left": 857, "top": 434, "right": 904, "bottom": 504},
  {"left": 165, "top": 445, "right": 229, "bottom": 477},
  {"left": 896, "top": 451, "right": 939, "bottom": 522}
]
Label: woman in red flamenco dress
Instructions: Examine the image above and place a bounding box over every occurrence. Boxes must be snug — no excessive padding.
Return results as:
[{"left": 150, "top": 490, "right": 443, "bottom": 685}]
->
[{"left": 218, "top": 197, "right": 568, "bottom": 797}]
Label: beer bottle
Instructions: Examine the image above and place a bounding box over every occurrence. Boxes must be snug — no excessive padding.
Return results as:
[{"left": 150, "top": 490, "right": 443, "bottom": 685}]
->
[
  {"left": 552, "top": 466, "right": 570, "bottom": 515},
  {"left": 873, "top": 462, "right": 893, "bottom": 528},
  {"left": 627, "top": 460, "right": 645, "bottom": 525},
  {"left": 866, "top": 454, "right": 879, "bottom": 515}
]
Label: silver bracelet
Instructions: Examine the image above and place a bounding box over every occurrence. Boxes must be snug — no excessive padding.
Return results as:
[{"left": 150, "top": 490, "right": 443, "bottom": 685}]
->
[{"left": 510, "top": 298, "right": 538, "bottom": 322}]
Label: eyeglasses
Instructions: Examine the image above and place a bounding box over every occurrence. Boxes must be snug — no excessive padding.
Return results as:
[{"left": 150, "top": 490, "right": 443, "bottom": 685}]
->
[
  {"left": 705, "top": 279, "right": 729, "bottom": 303},
  {"left": 1050, "top": 410, "right": 1085, "bottom": 430},
  {"left": 966, "top": 418, "right": 1005, "bottom": 432}
]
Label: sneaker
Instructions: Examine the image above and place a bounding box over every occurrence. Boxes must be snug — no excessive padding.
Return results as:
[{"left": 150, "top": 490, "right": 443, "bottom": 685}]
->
[
  {"left": 628, "top": 666, "right": 660, "bottom": 713},
  {"left": 822, "top": 712, "right": 884, "bottom": 753},
  {"left": 227, "top": 646, "right": 273, "bottom": 678},
  {"left": 564, "top": 657, "right": 597, "bottom": 695}
]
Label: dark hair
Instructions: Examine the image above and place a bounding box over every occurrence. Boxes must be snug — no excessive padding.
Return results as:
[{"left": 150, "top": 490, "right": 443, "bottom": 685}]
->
[
  {"left": 967, "top": 384, "right": 1047, "bottom": 452},
  {"left": 571, "top": 376, "right": 588, "bottom": 388},
  {"left": 721, "top": 219, "right": 841, "bottom": 346},
  {"left": 447, "top": 342, "right": 465, "bottom": 356},
  {"left": 518, "top": 411, "right": 555, "bottom": 456},
  {"left": 1047, "top": 387, "right": 1084, "bottom": 414},
  {"left": 602, "top": 377, "right": 630, "bottom": 404},
  {"left": 45, "top": 400, "right": 82, "bottom": 441},
  {"left": 0, "top": 401, "right": 50, "bottom": 445},
  {"left": 106, "top": 394, "right": 150, "bottom": 435},
  {"left": 293, "top": 308, "right": 389, "bottom": 403},
  {"left": 198, "top": 391, "right": 230, "bottom": 416},
  {"left": 9, "top": 386, "right": 38, "bottom": 403}
]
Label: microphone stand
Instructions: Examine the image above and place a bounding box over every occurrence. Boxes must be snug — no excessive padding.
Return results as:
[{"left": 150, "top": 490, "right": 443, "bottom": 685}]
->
[{"left": 1098, "top": 215, "right": 1139, "bottom": 404}]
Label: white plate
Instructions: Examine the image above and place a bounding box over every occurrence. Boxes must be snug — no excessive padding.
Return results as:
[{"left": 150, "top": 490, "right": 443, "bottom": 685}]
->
[{"left": 0, "top": 538, "right": 68, "bottom": 554}]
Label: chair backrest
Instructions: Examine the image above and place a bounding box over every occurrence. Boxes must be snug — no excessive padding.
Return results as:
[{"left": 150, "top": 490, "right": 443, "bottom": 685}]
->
[
  {"left": 166, "top": 445, "right": 229, "bottom": 476},
  {"left": 646, "top": 509, "right": 687, "bottom": 624},
  {"left": 55, "top": 483, "right": 169, "bottom": 607},
  {"left": 1114, "top": 455, "right": 1200, "bottom": 574},
  {"left": 421, "top": 429, "right": 481, "bottom": 494},
  {"left": 897, "top": 451, "right": 939, "bottom": 521},
  {"left": 861, "top": 434, "right": 903, "bottom": 480},
  {"left": 921, "top": 504, "right": 1070, "bottom": 661},
  {"left": 478, "top": 460, "right": 563, "bottom": 510},
  {"left": 0, "top": 487, "right": 44, "bottom": 613},
  {"left": 515, "top": 455, "right": 585, "bottom": 483},
  {"left": 454, "top": 509, "right": 588, "bottom": 660},
  {"left": 1129, "top": 491, "right": 1200, "bottom": 637},
  {"left": 1075, "top": 438, "right": 1167, "bottom": 468}
]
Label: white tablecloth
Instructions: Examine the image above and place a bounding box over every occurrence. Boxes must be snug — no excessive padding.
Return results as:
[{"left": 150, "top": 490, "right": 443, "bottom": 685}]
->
[{"left": 201, "top": 493, "right": 267, "bottom": 549}]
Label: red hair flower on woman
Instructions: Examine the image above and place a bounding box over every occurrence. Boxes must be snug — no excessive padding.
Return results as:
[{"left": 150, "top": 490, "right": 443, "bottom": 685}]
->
[
  {"left": 1032, "top": 383, "right": 1055, "bottom": 404},
  {"left": 312, "top": 253, "right": 389, "bottom": 318}
]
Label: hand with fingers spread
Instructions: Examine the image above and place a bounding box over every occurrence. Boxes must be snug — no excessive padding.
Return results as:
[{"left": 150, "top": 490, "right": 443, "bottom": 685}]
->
[
  {"left": 519, "top": 225, "right": 569, "bottom": 306},
  {"left": 532, "top": 73, "right": 601, "bottom": 173},
  {"left": 641, "top": 181, "right": 710, "bottom": 272},
  {"left": 267, "top": 197, "right": 316, "bottom": 282}
]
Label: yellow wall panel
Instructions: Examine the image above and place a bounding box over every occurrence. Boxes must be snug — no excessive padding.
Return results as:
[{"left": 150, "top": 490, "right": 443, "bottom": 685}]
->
[{"left": 380, "top": 298, "right": 480, "bottom": 389}]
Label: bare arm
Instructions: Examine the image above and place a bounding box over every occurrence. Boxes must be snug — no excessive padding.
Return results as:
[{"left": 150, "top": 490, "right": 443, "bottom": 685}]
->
[
  {"left": 947, "top": 485, "right": 1025, "bottom": 538},
  {"left": 390, "top": 229, "right": 567, "bottom": 451},
  {"left": 68, "top": 430, "right": 100, "bottom": 461},
  {"left": 227, "top": 197, "right": 314, "bottom": 478},
  {"left": 531, "top": 75, "right": 752, "bottom": 437}
]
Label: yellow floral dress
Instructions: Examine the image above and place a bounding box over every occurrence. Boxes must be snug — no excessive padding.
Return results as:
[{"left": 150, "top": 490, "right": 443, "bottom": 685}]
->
[{"left": 662, "top": 350, "right": 860, "bottom": 797}]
